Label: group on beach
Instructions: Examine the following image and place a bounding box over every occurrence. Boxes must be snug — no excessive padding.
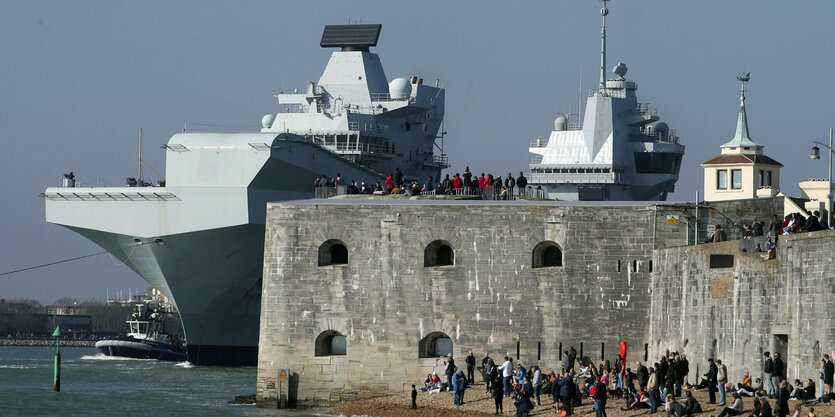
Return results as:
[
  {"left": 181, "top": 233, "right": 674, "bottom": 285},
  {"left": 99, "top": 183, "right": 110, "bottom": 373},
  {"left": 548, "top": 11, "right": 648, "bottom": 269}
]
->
[{"left": 412, "top": 347, "right": 835, "bottom": 417}]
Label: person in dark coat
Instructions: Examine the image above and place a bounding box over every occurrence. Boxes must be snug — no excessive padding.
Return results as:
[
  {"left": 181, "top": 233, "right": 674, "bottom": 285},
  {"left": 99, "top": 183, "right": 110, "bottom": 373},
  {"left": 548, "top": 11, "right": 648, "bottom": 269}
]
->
[
  {"left": 516, "top": 172, "right": 527, "bottom": 191},
  {"left": 674, "top": 355, "right": 688, "bottom": 396},
  {"left": 802, "top": 215, "right": 822, "bottom": 232},
  {"left": 666, "top": 394, "right": 685, "bottom": 417},
  {"left": 658, "top": 356, "right": 669, "bottom": 390},
  {"left": 776, "top": 381, "right": 790, "bottom": 417},
  {"left": 514, "top": 375, "right": 534, "bottom": 416},
  {"left": 594, "top": 376, "right": 608, "bottom": 417},
  {"left": 758, "top": 396, "right": 773, "bottom": 417},
  {"left": 707, "top": 359, "right": 719, "bottom": 404},
  {"left": 558, "top": 372, "right": 576, "bottom": 415},
  {"left": 824, "top": 354, "right": 834, "bottom": 400},
  {"left": 637, "top": 362, "right": 649, "bottom": 390},
  {"left": 772, "top": 353, "right": 785, "bottom": 394},
  {"left": 424, "top": 176, "right": 434, "bottom": 193},
  {"left": 493, "top": 374, "right": 504, "bottom": 414},
  {"left": 764, "top": 352, "right": 775, "bottom": 396},
  {"left": 682, "top": 389, "right": 703, "bottom": 416},
  {"left": 394, "top": 168, "right": 403, "bottom": 188},
  {"left": 466, "top": 351, "right": 476, "bottom": 384}
]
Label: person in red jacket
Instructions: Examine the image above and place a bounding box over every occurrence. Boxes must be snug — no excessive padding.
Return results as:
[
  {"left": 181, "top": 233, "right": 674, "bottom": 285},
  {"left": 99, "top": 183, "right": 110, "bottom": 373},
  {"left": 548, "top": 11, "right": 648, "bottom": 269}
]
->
[
  {"left": 452, "top": 173, "right": 463, "bottom": 190},
  {"left": 385, "top": 173, "right": 394, "bottom": 194},
  {"left": 478, "top": 173, "right": 486, "bottom": 189}
]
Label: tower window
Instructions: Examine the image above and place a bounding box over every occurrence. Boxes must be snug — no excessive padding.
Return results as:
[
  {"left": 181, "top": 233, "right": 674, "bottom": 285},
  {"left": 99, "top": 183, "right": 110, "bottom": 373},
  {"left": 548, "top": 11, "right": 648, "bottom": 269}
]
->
[
  {"left": 419, "top": 332, "right": 453, "bottom": 358},
  {"left": 717, "top": 170, "right": 728, "bottom": 190},
  {"left": 532, "top": 241, "right": 563, "bottom": 268},
  {"left": 315, "top": 330, "right": 346, "bottom": 356},
  {"left": 731, "top": 169, "right": 742, "bottom": 189},
  {"left": 425, "top": 240, "right": 454, "bottom": 267},
  {"left": 318, "top": 239, "right": 348, "bottom": 266}
]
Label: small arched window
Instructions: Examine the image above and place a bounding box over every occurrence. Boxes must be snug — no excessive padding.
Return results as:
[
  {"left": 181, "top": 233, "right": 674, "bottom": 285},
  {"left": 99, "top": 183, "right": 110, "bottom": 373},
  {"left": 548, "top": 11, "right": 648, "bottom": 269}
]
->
[
  {"left": 318, "top": 239, "right": 348, "bottom": 266},
  {"left": 532, "top": 241, "right": 563, "bottom": 268},
  {"left": 418, "top": 332, "right": 453, "bottom": 358},
  {"left": 315, "top": 330, "right": 346, "bottom": 356},
  {"left": 424, "top": 240, "right": 454, "bottom": 267}
]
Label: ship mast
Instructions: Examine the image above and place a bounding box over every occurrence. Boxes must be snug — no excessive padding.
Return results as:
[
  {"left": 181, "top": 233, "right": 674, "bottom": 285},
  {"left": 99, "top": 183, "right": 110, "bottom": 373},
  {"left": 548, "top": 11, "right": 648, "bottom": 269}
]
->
[{"left": 599, "top": 0, "right": 609, "bottom": 92}]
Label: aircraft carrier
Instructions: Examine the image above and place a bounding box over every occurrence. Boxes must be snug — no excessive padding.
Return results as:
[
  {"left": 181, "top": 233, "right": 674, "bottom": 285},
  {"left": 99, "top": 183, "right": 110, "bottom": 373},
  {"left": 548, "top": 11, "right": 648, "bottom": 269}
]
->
[{"left": 42, "top": 24, "right": 447, "bottom": 365}]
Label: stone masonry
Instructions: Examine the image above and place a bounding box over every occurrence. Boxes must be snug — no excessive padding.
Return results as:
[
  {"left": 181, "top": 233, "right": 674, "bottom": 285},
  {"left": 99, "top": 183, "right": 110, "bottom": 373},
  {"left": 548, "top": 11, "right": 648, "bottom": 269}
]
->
[
  {"left": 649, "top": 229, "right": 835, "bottom": 386},
  {"left": 255, "top": 196, "right": 793, "bottom": 407}
]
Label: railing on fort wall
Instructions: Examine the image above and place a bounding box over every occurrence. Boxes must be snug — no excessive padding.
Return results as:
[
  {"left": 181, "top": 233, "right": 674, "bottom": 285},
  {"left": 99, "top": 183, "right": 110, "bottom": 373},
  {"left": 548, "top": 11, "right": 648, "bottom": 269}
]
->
[
  {"left": 314, "top": 185, "right": 348, "bottom": 199},
  {"left": 312, "top": 183, "right": 546, "bottom": 200}
]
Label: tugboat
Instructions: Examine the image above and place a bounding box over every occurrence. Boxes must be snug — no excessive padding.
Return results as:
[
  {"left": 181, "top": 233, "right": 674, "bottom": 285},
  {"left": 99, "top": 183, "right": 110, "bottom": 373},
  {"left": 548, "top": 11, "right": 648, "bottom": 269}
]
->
[{"left": 95, "top": 304, "right": 186, "bottom": 362}]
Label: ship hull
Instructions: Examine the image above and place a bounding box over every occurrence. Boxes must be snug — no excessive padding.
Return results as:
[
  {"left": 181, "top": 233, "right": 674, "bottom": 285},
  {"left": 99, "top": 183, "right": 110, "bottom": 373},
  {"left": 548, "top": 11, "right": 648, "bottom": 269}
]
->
[
  {"left": 45, "top": 135, "right": 442, "bottom": 366},
  {"left": 67, "top": 224, "right": 264, "bottom": 366},
  {"left": 95, "top": 338, "right": 187, "bottom": 362}
]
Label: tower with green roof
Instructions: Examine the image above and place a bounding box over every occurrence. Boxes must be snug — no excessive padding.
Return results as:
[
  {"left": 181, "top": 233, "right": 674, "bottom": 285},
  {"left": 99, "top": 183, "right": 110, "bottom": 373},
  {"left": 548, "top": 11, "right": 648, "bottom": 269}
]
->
[{"left": 702, "top": 73, "right": 783, "bottom": 201}]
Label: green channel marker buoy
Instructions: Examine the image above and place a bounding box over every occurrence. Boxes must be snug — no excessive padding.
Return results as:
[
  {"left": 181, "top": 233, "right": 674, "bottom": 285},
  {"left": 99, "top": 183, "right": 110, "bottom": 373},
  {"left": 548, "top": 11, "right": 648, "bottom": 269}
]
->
[{"left": 52, "top": 325, "right": 62, "bottom": 392}]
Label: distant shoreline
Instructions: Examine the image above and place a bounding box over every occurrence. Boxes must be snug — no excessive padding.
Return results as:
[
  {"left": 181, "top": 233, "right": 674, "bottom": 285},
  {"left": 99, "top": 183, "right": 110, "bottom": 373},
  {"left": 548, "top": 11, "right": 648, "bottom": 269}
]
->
[{"left": 0, "top": 339, "right": 95, "bottom": 347}]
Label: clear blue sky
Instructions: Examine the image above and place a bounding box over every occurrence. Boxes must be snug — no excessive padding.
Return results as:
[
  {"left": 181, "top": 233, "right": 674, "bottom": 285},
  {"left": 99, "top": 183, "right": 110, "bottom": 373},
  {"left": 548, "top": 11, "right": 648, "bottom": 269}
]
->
[{"left": 1, "top": 0, "right": 833, "bottom": 304}]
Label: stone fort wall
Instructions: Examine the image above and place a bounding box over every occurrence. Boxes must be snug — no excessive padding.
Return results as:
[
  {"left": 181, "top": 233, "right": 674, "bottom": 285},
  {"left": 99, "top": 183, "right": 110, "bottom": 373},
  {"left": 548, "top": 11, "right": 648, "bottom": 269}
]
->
[
  {"left": 255, "top": 196, "right": 793, "bottom": 408},
  {"left": 649, "top": 229, "right": 835, "bottom": 386},
  {"left": 257, "top": 200, "right": 690, "bottom": 406}
]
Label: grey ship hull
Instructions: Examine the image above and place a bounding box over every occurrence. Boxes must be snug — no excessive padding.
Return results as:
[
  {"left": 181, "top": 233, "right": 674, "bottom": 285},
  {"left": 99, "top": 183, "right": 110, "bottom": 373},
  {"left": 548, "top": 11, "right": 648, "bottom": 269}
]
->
[
  {"left": 46, "top": 136, "right": 443, "bottom": 366},
  {"left": 69, "top": 224, "right": 263, "bottom": 366}
]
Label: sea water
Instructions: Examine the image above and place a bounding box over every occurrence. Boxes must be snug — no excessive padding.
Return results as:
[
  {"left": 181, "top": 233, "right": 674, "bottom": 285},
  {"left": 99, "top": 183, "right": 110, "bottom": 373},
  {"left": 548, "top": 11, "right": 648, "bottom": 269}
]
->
[{"left": 0, "top": 346, "right": 332, "bottom": 417}]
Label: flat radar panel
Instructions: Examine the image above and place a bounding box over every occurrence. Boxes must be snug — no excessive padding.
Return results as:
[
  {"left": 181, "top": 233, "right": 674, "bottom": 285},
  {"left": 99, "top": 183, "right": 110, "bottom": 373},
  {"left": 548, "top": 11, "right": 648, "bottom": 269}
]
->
[{"left": 320, "top": 24, "right": 382, "bottom": 51}]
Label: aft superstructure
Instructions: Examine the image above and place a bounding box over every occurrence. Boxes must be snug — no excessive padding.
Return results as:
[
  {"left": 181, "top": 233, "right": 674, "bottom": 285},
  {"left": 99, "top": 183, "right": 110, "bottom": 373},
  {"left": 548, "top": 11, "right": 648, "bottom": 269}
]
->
[{"left": 528, "top": 0, "right": 684, "bottom": 201}]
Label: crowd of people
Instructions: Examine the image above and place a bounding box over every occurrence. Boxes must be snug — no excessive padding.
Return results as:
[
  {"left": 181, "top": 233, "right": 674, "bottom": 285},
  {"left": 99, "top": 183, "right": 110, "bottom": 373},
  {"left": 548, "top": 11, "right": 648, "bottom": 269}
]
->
[
  {"left": 313, "top": 168, "right": 540, "bottom": 199},
  {"left": 411, "top": 348, "right": 835, "bottom": 417},
  {"left": 707, "top": 210, "right": 832, "bottom": 261}
]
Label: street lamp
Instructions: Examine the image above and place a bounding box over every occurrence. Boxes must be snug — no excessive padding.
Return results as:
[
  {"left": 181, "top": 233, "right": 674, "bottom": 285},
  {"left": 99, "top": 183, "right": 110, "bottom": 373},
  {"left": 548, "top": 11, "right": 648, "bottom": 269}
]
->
[{"left": 810, "top": 128, "right": 834, "bottom": 228}]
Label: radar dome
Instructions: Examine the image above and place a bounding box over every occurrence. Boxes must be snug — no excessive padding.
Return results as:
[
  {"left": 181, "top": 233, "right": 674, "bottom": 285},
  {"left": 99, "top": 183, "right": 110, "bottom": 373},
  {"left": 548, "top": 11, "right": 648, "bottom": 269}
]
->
[
  {"left": 388, "top": 78, "right": 411, "bottom": 99},
  {"left": 613, "top": 62, "right": 628, "bottom": 78},
  {"left": 554, "top": 115, "right": 568, "bottom": 131},
  {"left": 646, "top": 121, "right": 669, "bottom": 136},
  {"left": 261, "top": 114, "right": 275, "bottom": 129}
]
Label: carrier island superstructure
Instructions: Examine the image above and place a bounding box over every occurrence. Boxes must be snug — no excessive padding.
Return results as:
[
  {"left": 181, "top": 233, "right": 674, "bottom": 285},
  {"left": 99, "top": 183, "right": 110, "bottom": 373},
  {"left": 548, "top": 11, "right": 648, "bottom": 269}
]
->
[
  {"left": 42, "top": 24, "right": 447, "bottom": 365},
  {"left": 529, "top": 0, "right": 685, "bottom": 201}
]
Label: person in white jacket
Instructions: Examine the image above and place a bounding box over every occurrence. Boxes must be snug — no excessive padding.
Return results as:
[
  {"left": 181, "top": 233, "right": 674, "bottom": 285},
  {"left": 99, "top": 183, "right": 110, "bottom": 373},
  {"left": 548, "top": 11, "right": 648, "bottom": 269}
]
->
[{"left": 498, "top": 356, "right": 514, "bottom": 397}]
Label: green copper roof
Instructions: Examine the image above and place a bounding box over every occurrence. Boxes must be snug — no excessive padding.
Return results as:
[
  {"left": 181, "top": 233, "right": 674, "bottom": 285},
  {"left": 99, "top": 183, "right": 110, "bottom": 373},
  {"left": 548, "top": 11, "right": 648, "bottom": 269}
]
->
[{"left": 721, "top": 92, "right": 763, "bottom": 149}]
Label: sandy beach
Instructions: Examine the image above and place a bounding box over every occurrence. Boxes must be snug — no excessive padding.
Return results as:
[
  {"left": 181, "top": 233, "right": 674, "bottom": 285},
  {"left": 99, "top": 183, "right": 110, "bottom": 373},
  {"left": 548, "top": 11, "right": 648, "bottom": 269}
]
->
[{"left": 331, "top": 382, "right": 834, "bottom": 417}]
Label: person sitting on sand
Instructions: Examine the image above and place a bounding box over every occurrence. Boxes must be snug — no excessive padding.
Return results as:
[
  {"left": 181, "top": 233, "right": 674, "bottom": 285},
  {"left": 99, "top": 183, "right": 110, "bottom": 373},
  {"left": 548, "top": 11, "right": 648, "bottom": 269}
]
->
[
  {"left": 429, "top": 372, "right": 442, "bottom": 393},
  {"left": 421, "top": 373, "right": 433, "bottom": 391},
  {"left": 624, "top": 389, "right": 651, "bottom": 410},
  {"left": 737, "top": 373, "right": 756, "bottom": 397}
]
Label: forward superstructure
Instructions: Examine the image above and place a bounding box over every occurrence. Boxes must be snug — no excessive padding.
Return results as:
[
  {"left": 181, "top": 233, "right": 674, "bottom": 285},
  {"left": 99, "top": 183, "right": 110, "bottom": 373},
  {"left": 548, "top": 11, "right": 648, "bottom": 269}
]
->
[
  {"left": 528, "top": 0, "right": 684, "bottom": 201},
  {"left": 42, "top": 24, "right": 446, "bottom": 365}
]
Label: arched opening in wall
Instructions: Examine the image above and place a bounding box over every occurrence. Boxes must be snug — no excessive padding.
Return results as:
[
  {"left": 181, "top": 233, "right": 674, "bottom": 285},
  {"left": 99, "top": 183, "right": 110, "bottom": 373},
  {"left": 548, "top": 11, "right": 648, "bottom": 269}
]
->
[
  {"left": 418, "top": 332, "right": 453, "bottom": 358},
  {"left": 424, "top": 241, "right": 454, "bottom": 267},
  {"left": 315, "top": 330, "right": 347, "bottom": 356},
  {"left": 532, "top": 241, "right": 563, "bottom": 268},
  {"left": 318, "top": 239, "right": 348, "bottom": 266}
]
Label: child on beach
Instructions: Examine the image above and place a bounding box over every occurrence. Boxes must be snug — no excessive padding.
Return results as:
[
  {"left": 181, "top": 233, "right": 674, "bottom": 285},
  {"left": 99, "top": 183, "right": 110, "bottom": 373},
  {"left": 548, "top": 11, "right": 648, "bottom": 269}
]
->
[{"left": 411, "top": 385, "right": 417, "bottom": 409}]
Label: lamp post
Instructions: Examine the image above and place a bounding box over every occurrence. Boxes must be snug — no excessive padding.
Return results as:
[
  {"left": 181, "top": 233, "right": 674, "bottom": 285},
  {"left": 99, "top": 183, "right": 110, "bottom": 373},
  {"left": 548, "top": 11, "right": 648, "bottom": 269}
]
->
[{"left": 810, "top": 128, "right": 834, "bottom": 228}]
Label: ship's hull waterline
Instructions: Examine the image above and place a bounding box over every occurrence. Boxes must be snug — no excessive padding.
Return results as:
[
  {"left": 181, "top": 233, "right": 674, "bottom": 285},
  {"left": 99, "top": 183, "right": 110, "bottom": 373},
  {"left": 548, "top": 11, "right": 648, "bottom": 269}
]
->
[{"left": 70, "top": 224, "right": 264, "bottom": 366}]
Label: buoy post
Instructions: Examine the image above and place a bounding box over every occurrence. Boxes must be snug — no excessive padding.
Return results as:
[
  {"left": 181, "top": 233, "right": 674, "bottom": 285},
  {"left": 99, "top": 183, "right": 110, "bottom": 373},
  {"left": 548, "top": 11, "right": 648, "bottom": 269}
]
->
[{"left": 53, "top": 325, "right": 63, "bottom": 392}]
